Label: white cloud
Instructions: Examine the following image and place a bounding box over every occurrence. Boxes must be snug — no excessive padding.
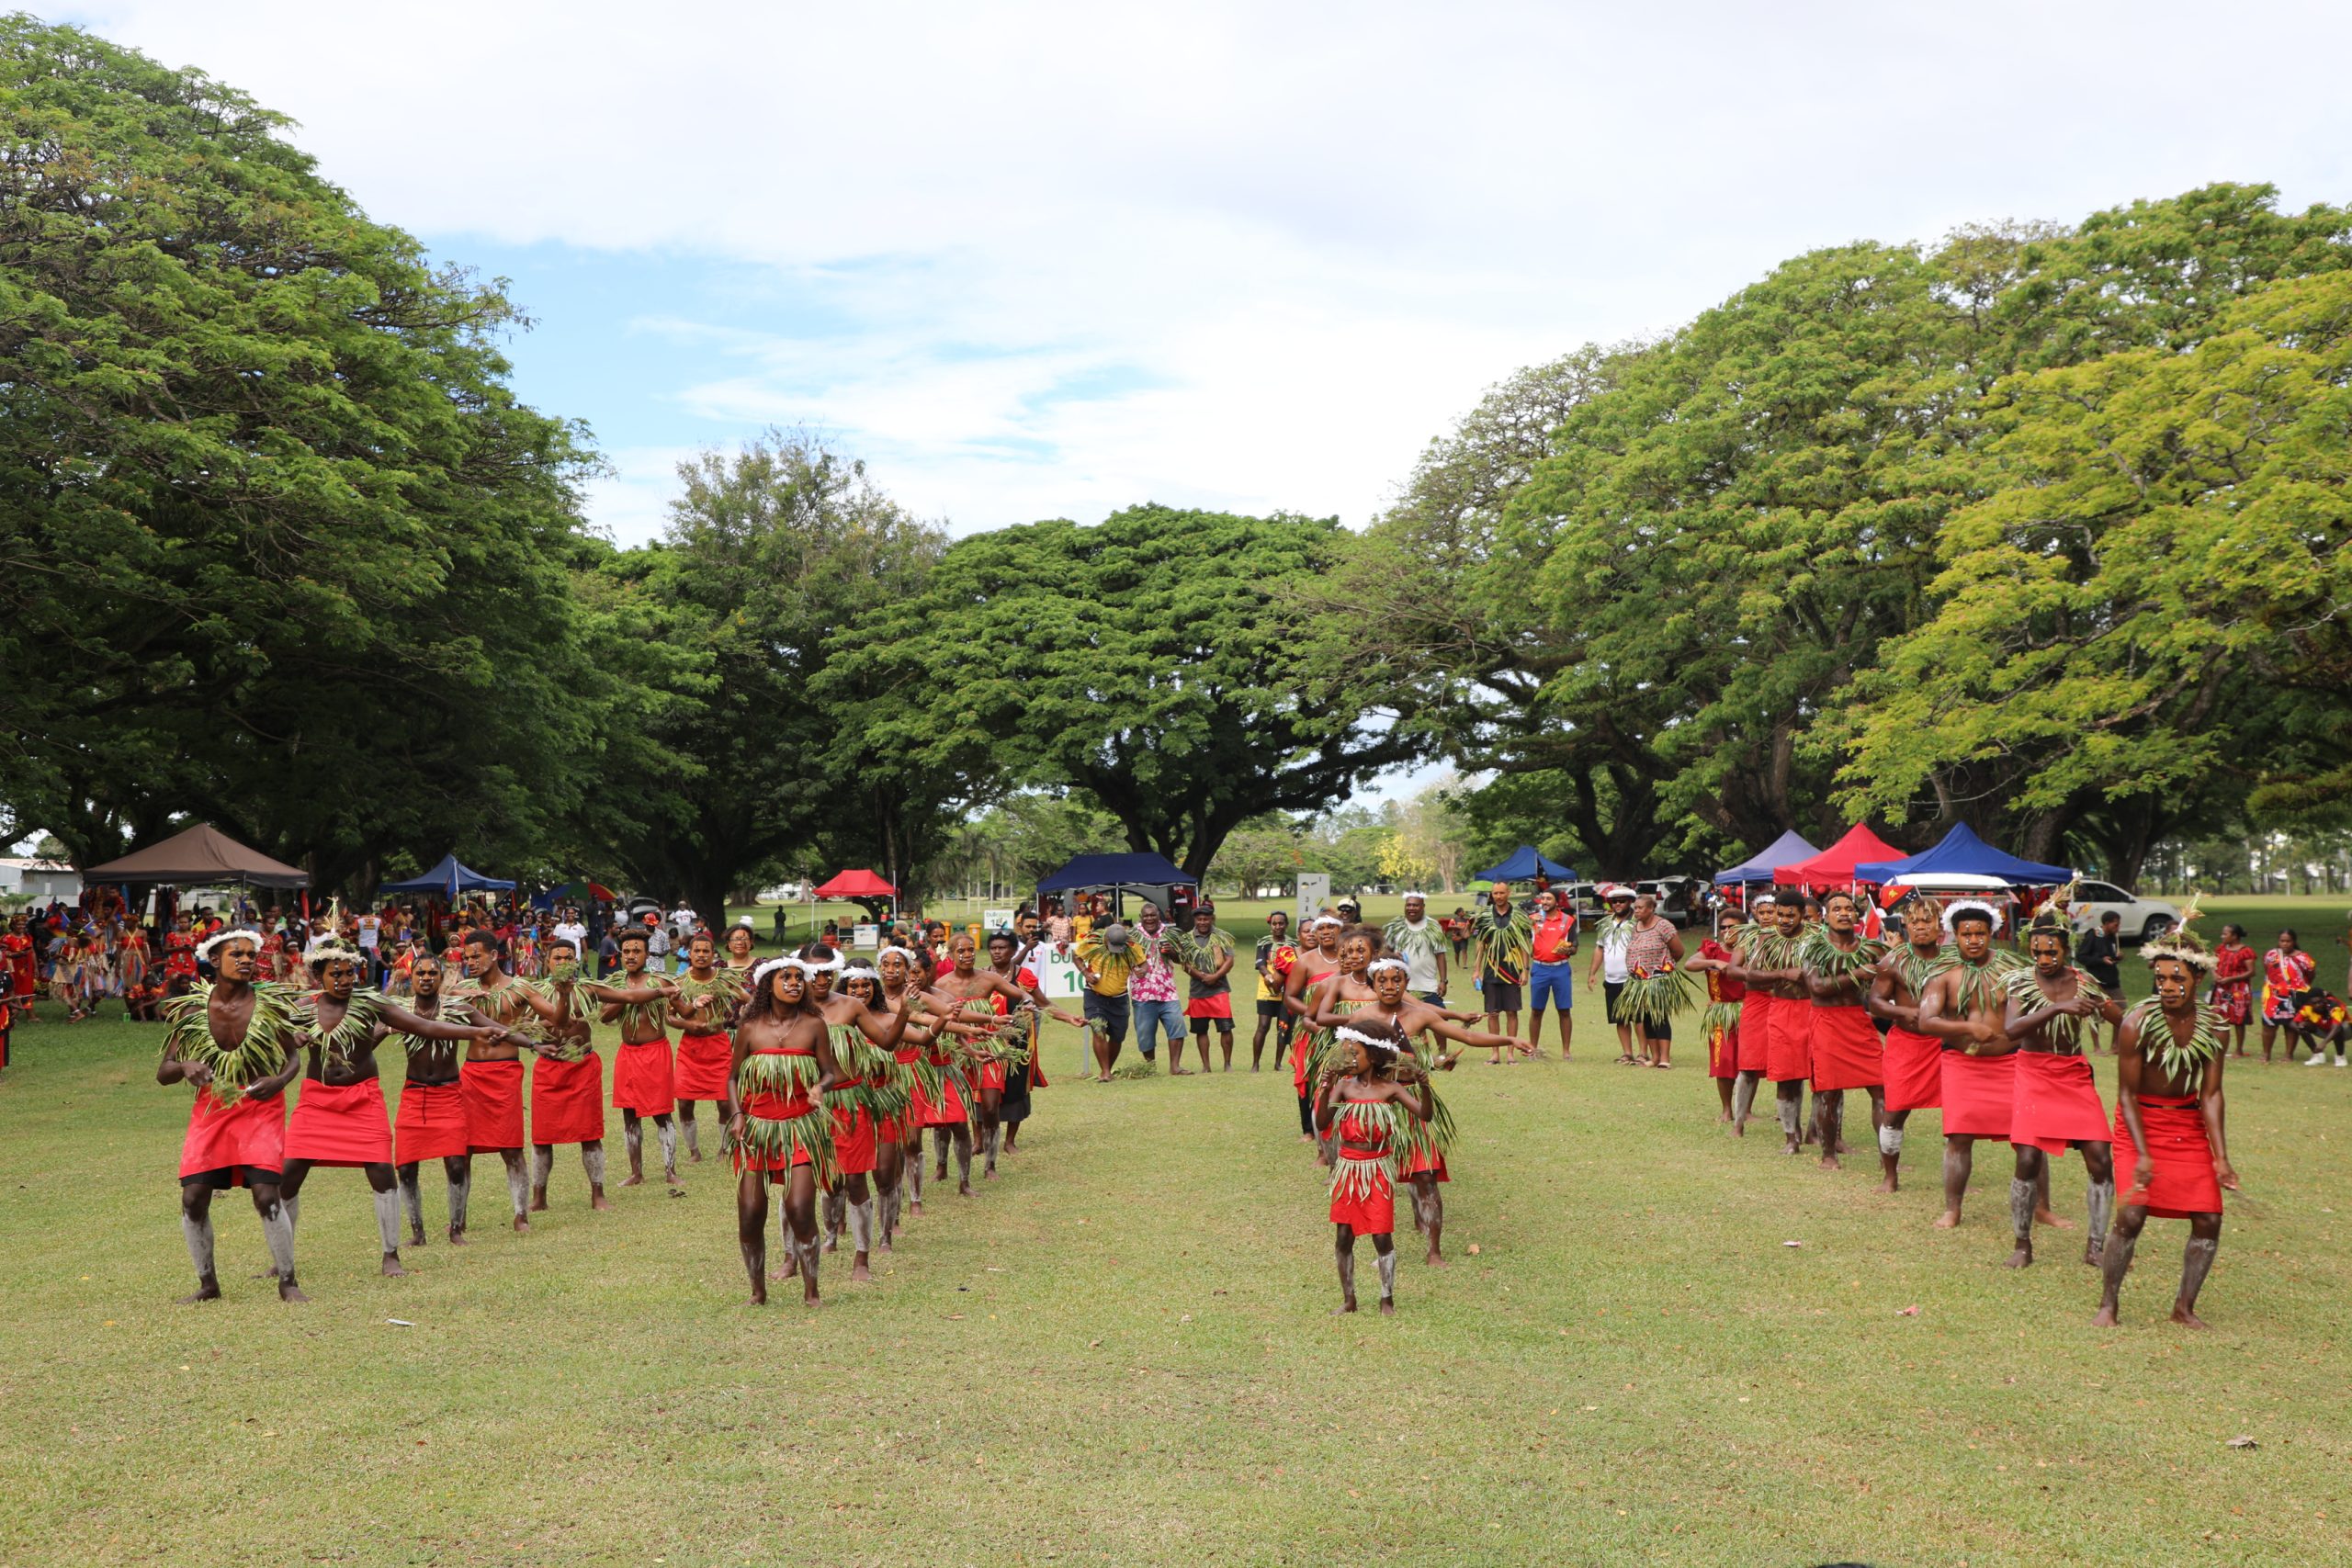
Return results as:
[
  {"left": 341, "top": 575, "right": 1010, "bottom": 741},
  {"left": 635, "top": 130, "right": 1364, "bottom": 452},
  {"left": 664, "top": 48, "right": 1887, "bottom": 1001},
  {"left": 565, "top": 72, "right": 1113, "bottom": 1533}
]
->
[{"left": 61, "top": 1, "right": 2352, "bottom": 537}]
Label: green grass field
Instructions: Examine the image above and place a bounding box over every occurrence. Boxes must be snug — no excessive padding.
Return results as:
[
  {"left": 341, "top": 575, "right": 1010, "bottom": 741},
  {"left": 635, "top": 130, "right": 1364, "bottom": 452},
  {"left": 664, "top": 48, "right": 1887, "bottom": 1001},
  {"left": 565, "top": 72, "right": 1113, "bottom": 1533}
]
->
[{"left": 2, "top": 898, "right": 2347, "bottom": 1566}]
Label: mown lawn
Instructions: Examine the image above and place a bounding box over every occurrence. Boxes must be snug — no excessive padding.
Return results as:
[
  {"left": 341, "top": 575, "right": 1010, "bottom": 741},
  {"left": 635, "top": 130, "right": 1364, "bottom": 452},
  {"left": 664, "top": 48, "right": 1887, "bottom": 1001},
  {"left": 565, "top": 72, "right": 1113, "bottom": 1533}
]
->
[{"left": 0, "top": 897, "right": 2346, "bottom": 1566}]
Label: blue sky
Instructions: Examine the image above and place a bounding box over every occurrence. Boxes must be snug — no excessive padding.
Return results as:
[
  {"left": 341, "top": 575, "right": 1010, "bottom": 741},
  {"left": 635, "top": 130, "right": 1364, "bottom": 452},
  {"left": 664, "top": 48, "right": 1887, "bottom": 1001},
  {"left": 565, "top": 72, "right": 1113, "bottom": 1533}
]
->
[{"left": 49, "top": 2, "right": 2352, "bottom": 809}]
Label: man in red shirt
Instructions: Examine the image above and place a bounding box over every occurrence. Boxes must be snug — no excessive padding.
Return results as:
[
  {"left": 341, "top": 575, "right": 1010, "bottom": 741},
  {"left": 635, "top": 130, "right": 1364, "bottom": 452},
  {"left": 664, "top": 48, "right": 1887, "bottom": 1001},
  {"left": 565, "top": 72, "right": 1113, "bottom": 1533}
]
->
[{"left": 1526, "top": 889, "right": 1578, "bottom": 1060}]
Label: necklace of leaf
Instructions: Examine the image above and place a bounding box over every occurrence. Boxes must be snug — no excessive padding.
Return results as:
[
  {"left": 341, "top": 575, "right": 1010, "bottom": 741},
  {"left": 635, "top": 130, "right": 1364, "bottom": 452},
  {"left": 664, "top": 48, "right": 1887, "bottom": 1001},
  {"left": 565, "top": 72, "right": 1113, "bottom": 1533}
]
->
[
  {"left": 1947, "top": 952, "right": 2019, "bottom": 1016},
  {"left": 1800, "top": 930, "right": 1886, "bottom": 981},
  {"left": 1894, "top": 943, "right": 1956, "bottom": 996},
  {"left": 2005, "top": 964, "right": 2106, "bottom": 1052},
  {"left": 2127, "top": 998, "right": 2225, "bottom": 1081},
  {"left": 303, "top": 987, "right": 388, "bottom": 1069}
]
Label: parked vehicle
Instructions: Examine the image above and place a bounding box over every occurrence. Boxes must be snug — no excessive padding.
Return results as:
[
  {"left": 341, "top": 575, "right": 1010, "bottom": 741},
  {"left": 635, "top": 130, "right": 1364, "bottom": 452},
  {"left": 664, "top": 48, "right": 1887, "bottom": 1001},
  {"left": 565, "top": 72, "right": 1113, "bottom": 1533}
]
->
[
  {"left": 1635, "top": 876, "right": 1704, "bottom": 927},
  {"left": 2066, "top": 880, "right": 2179, "bottom": 943}
]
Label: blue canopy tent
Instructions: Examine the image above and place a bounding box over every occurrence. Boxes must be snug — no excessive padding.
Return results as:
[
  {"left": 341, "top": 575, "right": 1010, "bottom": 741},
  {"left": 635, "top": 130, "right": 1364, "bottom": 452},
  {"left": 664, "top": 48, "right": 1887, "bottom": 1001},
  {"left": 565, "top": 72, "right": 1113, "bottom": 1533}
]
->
[
  {"left": 1854, "top": 824, "right": 2073, "bottom": 886},
  {"left": 1712, "top": 829, "right": 1821, "bottom": 886},
  {"left": 379, "top": 853, "right": 516, "bottom": 900},
  {"left": 1472, "top": 845, "right": 1579, "bottom": 883},
  {"left": 1035, "top": 852, "right": 1196, "bottom": 920}
]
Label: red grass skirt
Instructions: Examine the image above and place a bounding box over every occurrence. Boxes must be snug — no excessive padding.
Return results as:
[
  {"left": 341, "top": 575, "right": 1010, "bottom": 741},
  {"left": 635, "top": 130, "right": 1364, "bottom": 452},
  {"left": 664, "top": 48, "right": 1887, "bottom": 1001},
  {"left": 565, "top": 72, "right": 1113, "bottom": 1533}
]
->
[
  {"left": 1403, "top": 1145, "right": 1449, "bottom": 1182},
  {"left": 978, "top": 1060, "right": 1009, "bottom": 1092},
  {"left": 1185, "top": 994, "right": 1232, "bottom": 1020},
  {"left": 394, "top": 1079, "right": 469, "bottom": 1165},
  {"left": 1736, "top": 993, "right": 1772, "bottom": 1074},
  {"left": 1806, "top": 1006, "right": 1883, "bottom": 1091},
  {"left": 2113, "top": 1095, "right": 2222, "bottom": 1217},
  {"left": 178, "top": 1087, "right": 286, "bottom": 1179},
  {"left": 532, "top": 1053, "right": 605, "bottom": 1145},
  {"left": 284, "top": 1077, "right": 392, "bottom": 1168},
  {"left": 1765, "top": 998, "right": 1811, "bottom": 1083},
  {"left": 734, "top": 1090, "right": 818, "bottom": 1175},
  {"left": 460, "top": 1057, "right": 526, "bottom": 1152},
  {"left": 1329, "top": 1151, "right": 1395, "bottom": 1236},
  {"left": 612, "top": 1037, "right": 674, "bottom": 1116},
  {"left": 2010, "top": 1051, "right": 2109, "bottom": 1155},
  {"left": 1938, "top": 1051, "right": 2014, "bottom": 1137},
  {"left": 913, "top": 1055, "right": 967, "bottom": 1126},
  {"left": 1882, "top": 1027, "right": 1941, "bottom": 1111},
  {"left": 673, "top": 1032, "right": 732, "bottom": 1100}
]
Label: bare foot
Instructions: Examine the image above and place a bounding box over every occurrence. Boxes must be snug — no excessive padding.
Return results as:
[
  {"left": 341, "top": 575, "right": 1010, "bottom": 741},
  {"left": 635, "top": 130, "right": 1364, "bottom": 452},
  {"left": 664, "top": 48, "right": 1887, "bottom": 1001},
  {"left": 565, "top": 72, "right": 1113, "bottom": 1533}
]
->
[
  {"left": 529, "top": 1193, "right": 549, "bottom": 1213},
  {"left": 1819, "top": 1154, "right": 1842, "bottom": 1171},
  {"left": 688, "top": 1150, "right": 704, "bottom": 1164},
  {"left": 447, "top": 1228, "right": 469, "bottom": 1246},
  {"left": 2091, "top": 1304, "right": 2119, "bottom": 1327},
  {"left": 1333, "top": 1301, "right": 1358, "bottom": 1314},
  {"left": 408, "top": 1228, "right": 428, "bottom": 1247},
  {"left": 2082, "top": 1240, "right": 2104, "bottom": 1266},
  {"left": 1932, "top": 1210, "right": 1961, "bottom": 1229},
  {"left": 851, "top": 1258, "right": 872, "bottom": 1282},
  {"left": 909, "top": 1200, "right": 924, "bottom": 1216},
  {"left": 2003, "top": 1246, "right": 2033, "bottom": 1269},
  {"left": 2170, "top": 1305, "right": 2210, "bottom": 1330},
  {"left": 768, "top": 1265, "right": 791, "bottom": 1280},
  {"left": 278, "top": 1280, "right": 311, "bottom": 1303},
  {"left": 1425, "top": 1252, "right": 1446, "bottom": 1269},
  {"left": 1378, "top": 1298, "right": 1396, "bottom": 1315},
  {"left": 620, "top": 1174, "right": 644, "bottom": 1188},
  {"left": 801, "top": 1292, "right": 822, "bottom": 1309},
  {"left": 749, "top": 1286, "right": 766, "bottom": 1306},
  {"left": 983, "top": 1167, "right": 996, "bottom": 1179},
  {"left": 957, "top": 1181, "right": 973, "bottom": 1198},
  {"left": 591, "top": 1193, "right": 613, "bottom": 1212},
  {"left": 178, "top": 1283, "right": 222, "bottom": 1303},
  {"left": 2036, "top": 1207, "right": 2071, "bottom": 1229},
  {"left": 1876, "top": 1177, "right": 1898, "bottom": 1195},
  {"left": 512, "top": 1214, "right": 530, "bottom": 1234},
  {"left": 381, "top": 1255, "right": 408, "bottom": 1278},
  {"left": 1732, "top": 1119, "right": 1745, "bottom": 1138}
]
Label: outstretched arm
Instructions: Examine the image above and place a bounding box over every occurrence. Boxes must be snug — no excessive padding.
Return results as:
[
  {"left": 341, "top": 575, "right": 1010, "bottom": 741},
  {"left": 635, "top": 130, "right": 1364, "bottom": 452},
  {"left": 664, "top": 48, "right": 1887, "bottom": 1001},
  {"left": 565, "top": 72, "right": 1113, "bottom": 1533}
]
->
[{"left": 376, "top": 1000, "right": 506, "bottom": 1045}]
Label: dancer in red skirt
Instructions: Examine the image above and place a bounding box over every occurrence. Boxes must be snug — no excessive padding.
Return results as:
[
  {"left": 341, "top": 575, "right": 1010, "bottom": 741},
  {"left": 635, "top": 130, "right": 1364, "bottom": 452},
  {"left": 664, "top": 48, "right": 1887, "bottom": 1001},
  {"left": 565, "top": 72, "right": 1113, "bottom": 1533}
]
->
[
  {"left": 1798, "top": 891, "right": 1887, "bottom": 1176},
  {"left": 1915, "top": 902, "right": 2024, "bottom": 1232},
  {"left": 2099, "top": 923, "right": 2238, "bottom": 1327},
  {"left": 158, "top": 930, "right": 302, "bottom": 1302},
  {"left": 1865, "top": 897, "right": 1952, "bottom": 1194},
  {"left": 1733, "top": 897, "right": 1814, "bottom": 1154},
  {"left": 1723, "top": 894, "right": 1779, "bottom": 1135},
  {"left": 730, "top": 956, "right": 846, "bottom": 1306},
  {"left": 283, "top": 940, "right": 511, "bottom": 1284},
  {"left": 1686, "top": 907, "right": 1747, "bottom": 1124},
  {"left": 443, "top": 930, "right": 580, "bottom": 1232},
  {"left": 937, "top": 931, "right": 1077, "bottom": 1180},
  {"left": 514, "top": 931, "right": 609, "bottom": 1214},
  {"left": 1996, "top": 909, "right": 2123, "bottom": 1269},
  {"left": 1311, "top": 1021, "right": 1432, "bottom": 1315},
  {"left": 390, "top": 955, "right": 484, "bottom": 1246},
  {"left": 1282, "top": 918, "right": 1346, "bottom": 1142},
  {"left": 816, "top": 957, "right": 925, "bottom": 1280},
  {"left": 582, "top": 928, "right": 684, "bottom": 1190},
  {"left": 667, "top": 930, "right": 745, "bottom": 1166}
]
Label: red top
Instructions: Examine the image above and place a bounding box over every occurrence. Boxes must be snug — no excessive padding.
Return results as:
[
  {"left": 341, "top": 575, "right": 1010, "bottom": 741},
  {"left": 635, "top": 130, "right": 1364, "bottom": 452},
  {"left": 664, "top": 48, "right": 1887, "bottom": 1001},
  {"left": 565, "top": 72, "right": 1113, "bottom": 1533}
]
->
[
  {"left": 2214, "top": 943, "right": 2255, "bottom": 985},
  {"left": 2265, "top": 948, "right": 2316, "bottom": 991},
  {"left": 1532, "top": 911, "right": 1577, "bottom": 964},
  {"left": 1700, "top": 938, "right": 1746, "bottom": 1003}
]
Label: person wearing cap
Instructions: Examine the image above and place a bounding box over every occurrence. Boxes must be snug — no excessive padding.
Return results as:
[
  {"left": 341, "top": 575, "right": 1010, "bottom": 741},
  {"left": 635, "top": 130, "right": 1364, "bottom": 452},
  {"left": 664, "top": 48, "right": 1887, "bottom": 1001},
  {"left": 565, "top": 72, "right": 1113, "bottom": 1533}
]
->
[
  {"left": 1525, "top": 888, "right": 1577, "bottom": 1061},
  {"left": 1589, "top": 885, "right": 1641, "bottom": 1065}
]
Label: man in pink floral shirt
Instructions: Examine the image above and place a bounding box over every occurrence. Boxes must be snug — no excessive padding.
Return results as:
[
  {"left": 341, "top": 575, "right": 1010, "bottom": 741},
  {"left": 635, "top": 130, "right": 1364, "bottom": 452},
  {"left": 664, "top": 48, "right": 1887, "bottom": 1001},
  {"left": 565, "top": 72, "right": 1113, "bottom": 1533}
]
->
[{"left": 1128, "top": 903, "right": 1190, "bottom": 1074}]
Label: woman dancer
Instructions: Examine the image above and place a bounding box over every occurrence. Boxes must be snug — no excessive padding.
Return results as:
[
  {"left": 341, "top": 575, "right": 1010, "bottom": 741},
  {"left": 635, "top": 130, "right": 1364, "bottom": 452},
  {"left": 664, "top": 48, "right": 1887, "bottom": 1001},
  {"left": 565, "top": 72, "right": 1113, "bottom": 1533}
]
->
[{"left": 1313, "top": 1020, "right": 1432, "bottom": 1314}]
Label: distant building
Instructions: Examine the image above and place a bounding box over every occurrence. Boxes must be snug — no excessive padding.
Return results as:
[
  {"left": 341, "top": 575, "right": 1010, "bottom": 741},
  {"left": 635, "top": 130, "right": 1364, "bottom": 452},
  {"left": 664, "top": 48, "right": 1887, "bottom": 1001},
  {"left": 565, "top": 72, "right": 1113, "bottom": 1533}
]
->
[{"left": 0, "top": 858, "right": 84, "bottom": 901}]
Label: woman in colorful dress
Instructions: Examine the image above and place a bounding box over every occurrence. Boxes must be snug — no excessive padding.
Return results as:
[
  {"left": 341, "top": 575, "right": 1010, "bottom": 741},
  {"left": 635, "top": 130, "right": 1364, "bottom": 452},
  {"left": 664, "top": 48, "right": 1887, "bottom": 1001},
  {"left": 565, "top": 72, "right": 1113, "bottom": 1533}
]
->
[
  {"left": 2258, "top": 930, "right": 2318, "bottom": 1064},
  {"left": 4, "top": 913, "right": 39, "bottom": 1021},
  {"left": 2209, "top": 924, "right": 2255, "bottom": 1057}
]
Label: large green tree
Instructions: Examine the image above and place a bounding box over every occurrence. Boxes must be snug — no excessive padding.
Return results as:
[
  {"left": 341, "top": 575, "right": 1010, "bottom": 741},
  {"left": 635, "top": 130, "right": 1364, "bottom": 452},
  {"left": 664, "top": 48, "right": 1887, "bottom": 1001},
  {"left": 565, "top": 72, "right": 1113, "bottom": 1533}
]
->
[
  {"left": 849, "top": 505, "right": 1431, "bottom": 881},
  {"left": 0, "top": 19, "right": 601, "bottom": 889},
  {"left": 580, "top": 432, "right": 960, "bottom": 917}
]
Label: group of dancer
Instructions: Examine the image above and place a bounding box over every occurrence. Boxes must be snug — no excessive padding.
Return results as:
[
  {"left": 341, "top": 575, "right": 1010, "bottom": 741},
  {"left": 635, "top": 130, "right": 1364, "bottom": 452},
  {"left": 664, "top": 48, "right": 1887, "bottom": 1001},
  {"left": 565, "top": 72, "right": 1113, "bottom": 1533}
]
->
[
  {"left": 1684, "top": 888, "right": 2240, "bottom": 1326},
  {"left": 157, "top": 918, "right": 1071, "bottom": 1308}
]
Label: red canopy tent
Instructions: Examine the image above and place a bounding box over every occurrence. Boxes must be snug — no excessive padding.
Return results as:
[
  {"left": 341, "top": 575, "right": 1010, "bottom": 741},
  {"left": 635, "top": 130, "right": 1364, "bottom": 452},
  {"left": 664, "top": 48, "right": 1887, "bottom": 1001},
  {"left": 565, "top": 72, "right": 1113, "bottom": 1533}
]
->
[
  {"left": 811, "top": 869, "right": 897, "bottom": 898},
  {"left": 1773, "top": 824, "right": 1906, "bottom": 888}
]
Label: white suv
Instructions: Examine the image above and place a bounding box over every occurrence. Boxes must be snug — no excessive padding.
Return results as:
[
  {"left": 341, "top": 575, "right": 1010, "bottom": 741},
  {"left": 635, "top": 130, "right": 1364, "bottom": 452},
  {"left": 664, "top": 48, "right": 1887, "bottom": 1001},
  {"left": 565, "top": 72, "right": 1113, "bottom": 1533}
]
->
[{"left": 2067, "top": 880, "right": 2180, "bottom": 944}]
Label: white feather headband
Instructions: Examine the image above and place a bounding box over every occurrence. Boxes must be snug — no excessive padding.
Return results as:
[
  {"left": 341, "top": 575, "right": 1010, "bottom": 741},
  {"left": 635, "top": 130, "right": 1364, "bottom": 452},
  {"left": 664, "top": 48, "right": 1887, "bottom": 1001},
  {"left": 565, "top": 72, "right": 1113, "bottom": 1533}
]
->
[
  {"left": 839, "top": 964, "right": 879, "bottom": 983},
  {"left": 303, "top": 936, "right": 363, "bottom": 966},
  {"left": 751, "top": 957, "right": 796, "bottom": 989},
  {"left": 1333, "top": 1024, "right": 1396, "bottom": 1051},
  {"left": 877, "top": 945, "right": 919, "bottom": 966},
  {"left": 196, "top": 928, "right": 261, "bottom": 962},
  {"left": 792, "top": 952, "right": 844, "bottom": 974},
  {"left": 1365, "top": 957, "right": 1408, "bottom": 975}
]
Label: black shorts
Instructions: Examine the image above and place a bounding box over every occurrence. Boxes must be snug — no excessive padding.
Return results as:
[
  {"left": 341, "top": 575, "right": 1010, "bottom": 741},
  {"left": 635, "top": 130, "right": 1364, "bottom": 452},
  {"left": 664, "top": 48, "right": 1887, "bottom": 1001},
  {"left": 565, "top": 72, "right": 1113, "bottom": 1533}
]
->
[
  {"left": 1602, "top": 979, "right": 1672, "bottom": 1040},
  {"left": 1082, "top": 988, "right": 1130, "bottom": 1044},
  {"left": 1256, "top": 998, "right": 1286, "bottom": 1020},
  {"left": 1482, "top": 982, "right": 1523, "bottom": 1013}
]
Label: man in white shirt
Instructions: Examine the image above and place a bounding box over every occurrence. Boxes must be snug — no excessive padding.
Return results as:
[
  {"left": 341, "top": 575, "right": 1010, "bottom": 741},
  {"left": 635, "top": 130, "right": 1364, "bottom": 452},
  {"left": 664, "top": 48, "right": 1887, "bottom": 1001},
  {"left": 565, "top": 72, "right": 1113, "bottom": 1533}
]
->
[
  {"left": 356, "top": 910, "right": 382, "bottom": 985},
  {"left": 1588, "top": 885, "right": 1638, "bottom": 1063}
]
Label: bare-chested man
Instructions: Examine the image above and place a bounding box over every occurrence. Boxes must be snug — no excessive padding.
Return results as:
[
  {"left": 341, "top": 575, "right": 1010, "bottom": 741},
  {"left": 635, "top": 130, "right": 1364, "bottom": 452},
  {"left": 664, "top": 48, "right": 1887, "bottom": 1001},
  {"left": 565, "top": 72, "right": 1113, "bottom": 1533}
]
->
[
  {"left": 158, "top": 930, "right": 302, "bottom": 1302},
  {"left": 730, "top": 957, "right": 846, "bottom": 1306},
  {"left": 1996, "top": 911, "right": 2122, "bottom": 1269},
  {"left": 1731, "top": 897, "right": 1815, "bottom": 1154},
  {"left": 390, "top": 954, "right": 492, "bottom": 1245},
  {"left": 1914, "top": 902, "right": 2030, "bottom": 1232},
  {"left": 446, "top": 929, "right": 585, "bottom": 1229},
  {"left": 2098, "top": 926, "right": 2239, "bottom": 1327},
  {"left": 282, "top": 939, "right": 510, "bottom": 1282},
  {"left": 1864, "top": 897, "right": 1952, "bottom": 1193},
  {"left": 668, "top": 931, "right": 745, "bottom": 1164},
  {"left": 1798, "top": 892, "right": 1888, "bottom": 1177},
  {"left": 581, "top": 928, "right": 684, "bottom": 1190}
]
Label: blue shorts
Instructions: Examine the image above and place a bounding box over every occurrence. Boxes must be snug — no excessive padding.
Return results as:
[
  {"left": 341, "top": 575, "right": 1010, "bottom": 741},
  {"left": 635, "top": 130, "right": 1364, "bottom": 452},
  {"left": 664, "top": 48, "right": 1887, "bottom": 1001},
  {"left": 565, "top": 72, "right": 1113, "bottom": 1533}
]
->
[{"left": 1530, "top": 961, "right": 1575, "bottom": 1011}]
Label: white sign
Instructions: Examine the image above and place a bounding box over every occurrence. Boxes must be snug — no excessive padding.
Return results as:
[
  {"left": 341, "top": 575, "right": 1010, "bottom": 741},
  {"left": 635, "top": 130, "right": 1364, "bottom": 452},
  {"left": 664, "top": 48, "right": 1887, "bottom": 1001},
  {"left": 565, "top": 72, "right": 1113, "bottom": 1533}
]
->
[
  {"left": 983, "top": 908, "right": 1015, "bottom": 932},
  {"left": 852, "top": 923, "right": 880, "bottom": 950},
  {"left": 1295, "top": 874, "right": 1330, "bottom": 929},
  {"left": 1025, "top": 942, "right": 1082, "bottom": 998}
]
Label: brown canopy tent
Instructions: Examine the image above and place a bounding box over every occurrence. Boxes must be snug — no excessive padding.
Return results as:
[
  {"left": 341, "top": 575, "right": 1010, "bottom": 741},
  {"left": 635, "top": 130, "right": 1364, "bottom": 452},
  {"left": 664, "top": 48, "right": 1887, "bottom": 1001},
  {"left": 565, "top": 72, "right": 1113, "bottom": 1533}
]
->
[{"left": 81, "top": 823, "right": 309, "bottom": 888}]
